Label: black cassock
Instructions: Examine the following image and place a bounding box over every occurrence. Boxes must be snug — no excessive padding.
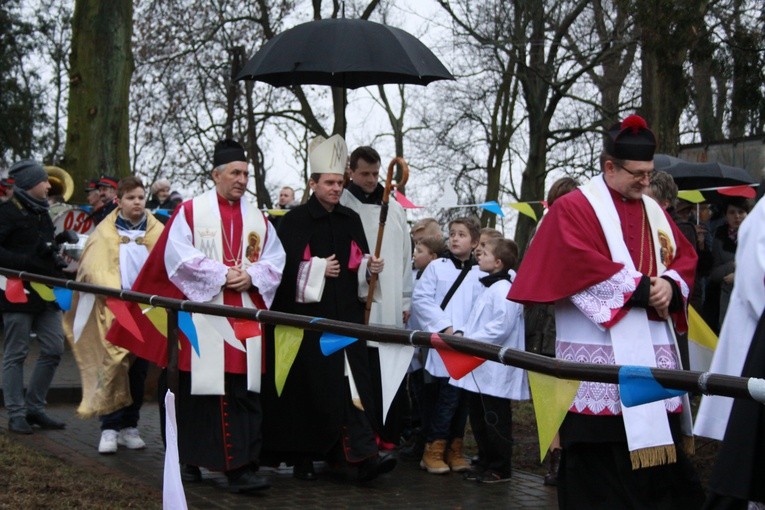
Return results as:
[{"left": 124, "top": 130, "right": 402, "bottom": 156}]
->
[
  {"left": 704, "top": 311, "right": 765, "bottom": 509},
  {"left": 261, "top": 195, "right": 379, "bottom": 463}
]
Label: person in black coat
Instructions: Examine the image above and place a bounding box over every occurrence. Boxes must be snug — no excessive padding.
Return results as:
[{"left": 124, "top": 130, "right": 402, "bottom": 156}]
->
[
  {"left": 0, "top": 160, "right": 68, "bottom": 434},
  {"left": 260, "top": 134, "right": 395, "bottom": 483}
]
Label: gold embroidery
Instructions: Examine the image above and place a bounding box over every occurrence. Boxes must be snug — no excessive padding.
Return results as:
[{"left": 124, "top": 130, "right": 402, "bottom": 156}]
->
[{"left": 658, "top": 230, "right": 674, "bottom": 267}]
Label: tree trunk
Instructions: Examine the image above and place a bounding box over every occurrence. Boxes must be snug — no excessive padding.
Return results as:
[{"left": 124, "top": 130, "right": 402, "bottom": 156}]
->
[
  {"left": 637, "top": 0, "right": 707, "bottom": 154},
  {"left": 63, "top": 0, "right": 133, "bottom": 188}
]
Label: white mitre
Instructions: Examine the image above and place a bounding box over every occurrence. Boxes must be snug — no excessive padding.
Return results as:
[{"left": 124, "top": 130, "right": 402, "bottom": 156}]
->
[{"left": 309, "top": 134, "right": 347, "bottom": 175}]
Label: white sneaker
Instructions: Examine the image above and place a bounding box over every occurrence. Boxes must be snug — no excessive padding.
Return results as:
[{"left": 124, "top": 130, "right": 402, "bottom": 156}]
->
[
  {"left": 117, "top": 427, "right": 146, "bottom": 450},
  {"left": 98, "top": 429, "right": 118, "bottom": 454}
]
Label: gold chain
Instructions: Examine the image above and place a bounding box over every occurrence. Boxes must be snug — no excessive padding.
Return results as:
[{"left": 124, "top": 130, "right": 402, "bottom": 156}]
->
[
  {"left": 637, "top": 205, "right": 653, "bottom": 275},
  {"left": 220, "top": 221, "right": 241, "bottom": 266}
]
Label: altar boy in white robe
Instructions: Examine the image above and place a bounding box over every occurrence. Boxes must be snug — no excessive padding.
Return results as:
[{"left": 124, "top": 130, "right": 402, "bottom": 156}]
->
[{"left": 450, "top": 238, "right": 529, "bottom": 484}]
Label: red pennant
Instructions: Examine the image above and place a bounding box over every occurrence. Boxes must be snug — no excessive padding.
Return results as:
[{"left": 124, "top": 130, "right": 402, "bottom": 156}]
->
[
  {"left": 233, "top": 319, "right": 261, "bottom": 340},
  {"left": 5, "top": 278, "right": 28, "bottom": 303},
  {"left": 717, "top": 185, "right": 756, "bottom": 199},
  {"left": 430, "top": 333, "right": 486, "bottom": 380},
  {"left": 394, "top": 191, "right": 422, "bottom": 209},
  {"left": 106, "top": 298, "right": 144, "bottom": 343}
]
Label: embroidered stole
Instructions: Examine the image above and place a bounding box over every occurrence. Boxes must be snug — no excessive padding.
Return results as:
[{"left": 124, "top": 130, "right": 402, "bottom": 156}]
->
[
  {"left": 580, "top": 175, "right": 692, "bottom": 469},
  {"left": 190, "top": 190, "right": 267, "bottom": 395}
]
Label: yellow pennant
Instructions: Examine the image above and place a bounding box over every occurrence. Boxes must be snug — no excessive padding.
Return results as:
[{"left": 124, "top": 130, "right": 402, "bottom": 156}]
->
[
  {"left": 30, "top": 282, "right": 56, "bottom": 302},
  {"left": 688, "top": 305, "right": 717, "bottom": 351},
  {"left": 274, "top": 325, "right": 304, "bottom": 396},
  {"left": 528, "top": 371, "right": 580, "bottom": 462},
  {"left": 507, "top": 202, "right": 538, "bottom": 221},
  {"left": 677, "top": 190, "right": 706, "bottom": 203},
  {"left": 138, "top": 303, "right": 168, "bottom": 337}
]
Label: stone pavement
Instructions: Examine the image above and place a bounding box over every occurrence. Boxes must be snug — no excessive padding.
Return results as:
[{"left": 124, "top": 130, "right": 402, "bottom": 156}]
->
[{"left": 1, "top": 338, "right": 558, "bottom": 509}]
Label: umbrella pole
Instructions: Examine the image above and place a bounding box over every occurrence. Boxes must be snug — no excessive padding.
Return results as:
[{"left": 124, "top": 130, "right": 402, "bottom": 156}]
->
[{"left": 364, "top": 157, "right": 409, "bottom": 324}]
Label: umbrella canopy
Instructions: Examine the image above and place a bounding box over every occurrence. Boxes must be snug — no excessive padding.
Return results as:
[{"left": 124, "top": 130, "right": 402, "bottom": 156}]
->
[
  {"left": 654, "top": 153, "right": 755, "bottom": 190},
  {"left": 236, "top": 18, "right": 454, "bottom": 89}
]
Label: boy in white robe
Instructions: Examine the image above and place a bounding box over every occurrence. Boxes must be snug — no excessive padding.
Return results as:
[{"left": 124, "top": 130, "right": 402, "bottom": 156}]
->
[
  {"left": 410, "top": 217, "right": 485, "bottom": 474},
  {"left": 451, "top": 238, "right": 529, "bottom": 483}
]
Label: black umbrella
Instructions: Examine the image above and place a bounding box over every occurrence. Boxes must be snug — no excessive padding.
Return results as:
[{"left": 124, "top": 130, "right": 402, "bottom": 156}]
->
[
  {"left": 654, "top": 153, "right": 755, "bottom": 190},
  {"left": 236, "top": 18, "right": 453, "bottom": 89}
]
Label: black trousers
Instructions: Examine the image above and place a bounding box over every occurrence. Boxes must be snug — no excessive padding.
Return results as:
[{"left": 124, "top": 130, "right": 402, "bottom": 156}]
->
[{"left": 468, "top": 391, "right": 513, "bottom": 476}]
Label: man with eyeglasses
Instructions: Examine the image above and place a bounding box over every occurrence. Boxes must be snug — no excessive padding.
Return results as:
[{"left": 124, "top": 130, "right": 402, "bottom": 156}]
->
[{"left": 509, "top": 114, "right": 703, "bottom": 508}]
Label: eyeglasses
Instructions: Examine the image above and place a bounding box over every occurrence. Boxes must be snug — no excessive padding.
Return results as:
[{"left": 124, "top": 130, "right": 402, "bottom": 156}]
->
[{"left": 614, "top": 162, "right": 654, "bottom": 181}]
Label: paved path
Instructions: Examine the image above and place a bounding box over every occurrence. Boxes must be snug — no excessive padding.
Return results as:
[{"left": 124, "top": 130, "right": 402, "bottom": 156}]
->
[{"left": 1, "top": 337, "right": 558, "bottom": 509}]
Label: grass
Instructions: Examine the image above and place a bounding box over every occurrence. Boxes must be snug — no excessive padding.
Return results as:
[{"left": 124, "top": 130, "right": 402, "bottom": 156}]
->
[
  {"left": 0, "top": 434, "right": 161, "bottom": 509},
  {"left": 0, "top": 398, "right": 720, "bottom": 508}
]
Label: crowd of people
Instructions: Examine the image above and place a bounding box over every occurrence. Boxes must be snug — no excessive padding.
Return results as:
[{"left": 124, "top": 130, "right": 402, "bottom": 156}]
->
[{"left": 1, "top": 113, "right": 763, "bottom": 508}]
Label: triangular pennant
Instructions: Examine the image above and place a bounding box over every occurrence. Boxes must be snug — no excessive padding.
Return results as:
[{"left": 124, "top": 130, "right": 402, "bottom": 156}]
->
[
  {"left": 717, "top": 185, "right": 756, "bottom": 199},
  {"left": 528, "top": 371, "right": 580, "bottom": 461},
  {"left": 394, "top": 191, "right": 421, "bottom": 209},
  {"left": 478, "top": 201, "right": 505, "bottom": 217},
  {"left": 105, "top": 297, "right": 144, "bottom": 343},
  {"left": 266, "top": 208, "right": 288, "bottom": 216},
  {"left": 139, "top": 304, "right": 169, "bottom": 337},
  {"left": 162, "top": 390, "right": 188, "bottom": 509},
  {"left": 5, "top": 277, "right": 28, "bottom": 303},
  {"left": 377, "top": 343, "right": 415, "bottom": 424},
  {"left": 233, "top": 319, "right": 261, "bottom": 341},
  {"left": 30, "top": 282, "right": 56, "bottom": 302},
  {"left": 618, "top": 365, "right": 686, "bottom": 408},
  {"left": 178, "top": 311, "right": 199, "bottom": 357},
  {"left": 507, "top": 202, "right": 538, "bottom": 221},
  {"left": 52, "top": 287, "right": 73, "bottom": 311},
  {"left": 430, "top": 333, "right": 485, "bottom": 379},
  {"left": 72, "top": 292, "right": 95, "bottom": 343},
  {"left": 319, "top": 332, "right": 358, "bottom": 355},
  {"left": 676, "top": 190, "right": 706, "bottom": 203},
  {"left": 274, "top": 325, "right": 304, "bottom": 396},
  {"left": 434, "top": 183, "right": 459, "bottom": 210}
]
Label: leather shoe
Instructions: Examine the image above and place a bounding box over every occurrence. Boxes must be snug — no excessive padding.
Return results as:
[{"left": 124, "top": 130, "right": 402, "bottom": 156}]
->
[
  {"left": 293, "top": 458, "right": 317, "bottom": 481},
  {"left": 181, "top": 464, "right": 202, "bottom": 483},
  {"left": 26, "top": 411, "right": 66, "bottom": 430},
  {"left": 8, "top": 417, "right": 33, "bottom": 435},
  {"left": 358, "top": 452, "right": 398, "bottom": 482},
  {"left": 226, "top": 472, "right": 270, "bottom": 493}
]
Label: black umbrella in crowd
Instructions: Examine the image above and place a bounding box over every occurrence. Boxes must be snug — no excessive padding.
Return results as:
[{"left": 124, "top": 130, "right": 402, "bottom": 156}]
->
[
  {"left": 654, "top": 153, "right": 755, "bottom": 190},
  {"left": 236, "top": 18, "right": 454, "bottom": 89}
]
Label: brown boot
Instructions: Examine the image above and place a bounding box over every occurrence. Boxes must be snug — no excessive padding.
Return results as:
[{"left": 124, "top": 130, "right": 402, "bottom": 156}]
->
[
  {"left": 445, "top": 438, "right": 471, "bottom": 472},
  {"left": 419, "top": 439, "right": 450, "bottom": 474},
  {"left": 544, "top": 448, "right": 561, "bottom": 486}
]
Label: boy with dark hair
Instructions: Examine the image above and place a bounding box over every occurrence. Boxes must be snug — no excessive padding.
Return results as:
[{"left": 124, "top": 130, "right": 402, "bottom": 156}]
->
[
  {"left": 410, "top": 216, "right": 484, "bottom": 474},
  {"left": 451, "top": 238, "right": 529, "bottom": 484}
]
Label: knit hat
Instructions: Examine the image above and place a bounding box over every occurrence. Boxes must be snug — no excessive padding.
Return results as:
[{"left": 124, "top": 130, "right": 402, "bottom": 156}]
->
[
  {"left": 309, "top": 134, "right": 347, "bottom": 175},
  {"left": 9, "top": 159, "right": 48, "bottom": 190},
  {"left": 604, "top": 114, "right": 657, "bottom": 162},
  {"left": 213, "top": 139, "right": 247, "bottom": 167}
]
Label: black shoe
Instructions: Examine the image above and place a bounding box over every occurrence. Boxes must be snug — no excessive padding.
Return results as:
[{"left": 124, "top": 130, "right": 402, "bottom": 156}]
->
[
  {"left": 358, "top": 452, "right": 398, "bottom": 483},
  {"left": 544, "top": 449, "right": 561, "bottom": 486},
  {"left": 8, "top": 417, "right": 33, "bottom": 435},
  {"left": 181, "top": 464, "right": 202, "bottom": 483},
  {"left": 293, "top": 458, "right": 317, "bottom": 481},
  {"left": 26, "top": 411, "right": 65, "bottom": 430},
  {"left": 226, "top": 472, "right": 270, "bottom": 493}
]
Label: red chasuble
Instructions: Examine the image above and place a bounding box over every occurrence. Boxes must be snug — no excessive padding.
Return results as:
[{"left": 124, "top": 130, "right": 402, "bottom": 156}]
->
[
  {"left": 508, "top": 187, "right": 697, "bottom": 332},
  {"left": 107, "top": 195, "right": 266, "bottom": 373}
]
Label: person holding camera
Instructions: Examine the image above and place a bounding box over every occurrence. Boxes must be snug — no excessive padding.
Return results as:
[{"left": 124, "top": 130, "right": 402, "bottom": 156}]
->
[{"left": 0, "top": 159, "right": 68, "bottom": 434}]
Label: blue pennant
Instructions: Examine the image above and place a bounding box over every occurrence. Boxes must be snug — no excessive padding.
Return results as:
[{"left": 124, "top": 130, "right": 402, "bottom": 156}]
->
[
  {"left": 178, "top": 311, "right": 200, "bottom": 357},
  {"left": 478, "top": 201, "right": 505, "bottom": 218},
  {"left": 52, "top": 287, "right": 73, "bottom": 311},
  {"left": 320, "top": 332, "right": 358, "bottom": 356},
  {"left": 618, "top": 365, "right": 686, "bottom": 407}
]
